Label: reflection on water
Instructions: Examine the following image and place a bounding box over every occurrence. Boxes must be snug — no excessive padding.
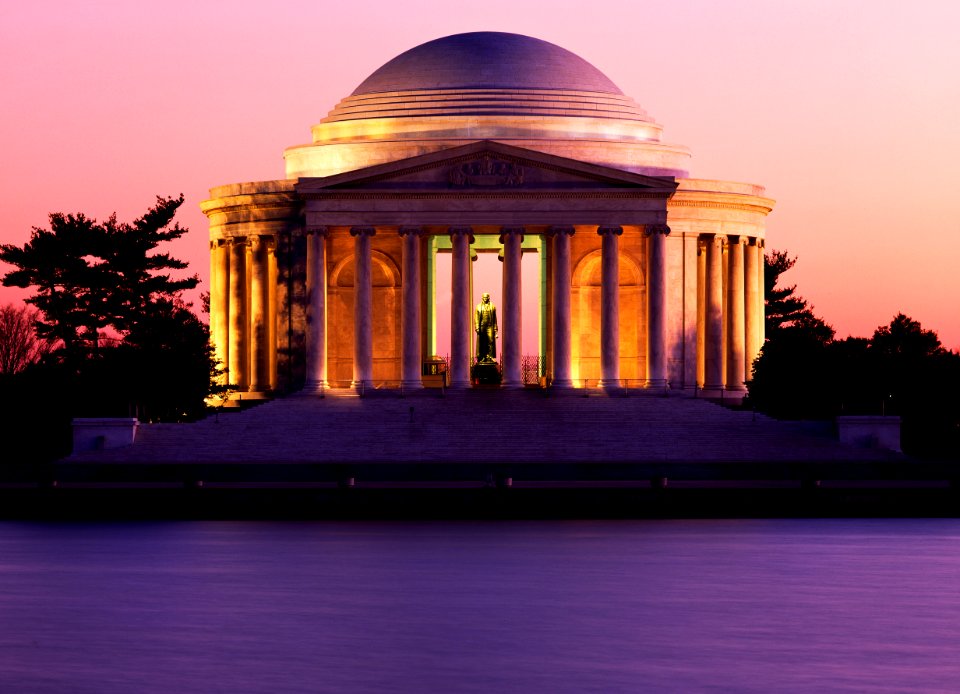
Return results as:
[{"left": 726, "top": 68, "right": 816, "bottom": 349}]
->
[{"left": 2, "top": 520, "right": 960, "bottom": 693}]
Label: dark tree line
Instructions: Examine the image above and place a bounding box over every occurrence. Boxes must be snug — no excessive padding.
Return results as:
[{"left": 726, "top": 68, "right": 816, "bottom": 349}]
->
[
  {"left": 747, "top": 251, "right": 960, "bottom": 459},
  {"left": 0, "top": 196, "right": 225, "bottom": 464}
]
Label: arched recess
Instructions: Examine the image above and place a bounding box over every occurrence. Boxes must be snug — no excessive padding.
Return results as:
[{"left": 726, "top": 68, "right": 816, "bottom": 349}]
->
[
  {"left": 329, "top": 250, "right": 401, "bottom": 385},
  {"left": 571, "top": 249, "right": 646, "bottom": 383}
]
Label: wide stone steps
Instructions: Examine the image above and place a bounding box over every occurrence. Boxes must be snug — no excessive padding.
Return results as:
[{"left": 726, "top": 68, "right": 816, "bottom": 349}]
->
[{"left": 70, "top": 390, "right": 895, "bottom": 465}]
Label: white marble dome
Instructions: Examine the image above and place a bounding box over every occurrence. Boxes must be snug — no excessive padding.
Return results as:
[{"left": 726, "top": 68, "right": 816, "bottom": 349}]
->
[
  {"left": 284, "top": 32, "right": 691, "bottom": 179},
  {"left": 351, "top": 32, "right": 623, "bottom": 95}
]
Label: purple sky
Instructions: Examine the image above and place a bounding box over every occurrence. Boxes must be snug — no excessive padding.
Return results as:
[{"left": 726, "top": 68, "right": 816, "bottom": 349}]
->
[{"left": 2, "top": 0, "right": 958, "bottom": 348}]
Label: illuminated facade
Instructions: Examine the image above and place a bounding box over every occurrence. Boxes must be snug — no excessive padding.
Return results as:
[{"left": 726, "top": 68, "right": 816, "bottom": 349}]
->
[{"left": 201, "top": 32, "right": 773, "bottom": 394}]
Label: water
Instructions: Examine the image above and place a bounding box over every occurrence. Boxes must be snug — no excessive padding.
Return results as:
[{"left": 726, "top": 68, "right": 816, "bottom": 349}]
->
[{"left": 2, "top": 520, "right": 960, "bottom": 693}]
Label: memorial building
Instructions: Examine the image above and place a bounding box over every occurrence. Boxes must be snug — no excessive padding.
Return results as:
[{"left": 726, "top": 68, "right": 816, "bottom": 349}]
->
[{"left": 201, "top": 32, "right": 774, "bottom": 395}]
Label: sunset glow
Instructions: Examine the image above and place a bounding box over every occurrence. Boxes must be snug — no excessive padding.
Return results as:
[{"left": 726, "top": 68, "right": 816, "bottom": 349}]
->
[{"left": 2, "top": 0, "right": 957, "bottom": 348}]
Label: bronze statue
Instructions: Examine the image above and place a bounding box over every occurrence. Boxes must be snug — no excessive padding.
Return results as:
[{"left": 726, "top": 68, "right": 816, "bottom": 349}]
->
[{"left": 475, "top": 292, "right": 498, "bottom": 363}]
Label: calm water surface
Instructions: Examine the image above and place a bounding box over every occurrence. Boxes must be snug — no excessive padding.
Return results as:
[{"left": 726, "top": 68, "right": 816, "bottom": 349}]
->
[{"left": 2, "top": 519, "right": 960, "bottom": 693}]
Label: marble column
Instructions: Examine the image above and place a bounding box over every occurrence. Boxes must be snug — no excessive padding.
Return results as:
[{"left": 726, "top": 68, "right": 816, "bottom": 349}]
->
[
  {"left": 210, "top": 239, "right": 229, "bottom": 384},
  {"left": 449, "top": 227, "right": 473, "bottom": 388},
  {"left": 598, "top": 226, "right": 623, "bottom": 388},
  {"left": 400, "top": 227, "right": 423, "bottom": 389},
  {"left": 645, "top": 224, "right": 670, "bottom": 388},
  {"left": 726, "top": 237, "right": 746, "bottom": 391},
  {"left": 228, "top": 237, "right": 248, "bottom": 390},
  {"left": 757, "top": 240, "right": 766, "bottom": 349},
  {"left": 267, "top": 238, "right": 278, "bottom": 391},
  {"left": 351, "top": 226, "right": 375, "bottom": 390},
  {"left": 744, "top": 239, "right": 761, "bottom": 379},
  {"left": 500, "top": 226, "right": 524, "bottom": 387},
  {"left": 704, "top": 234, "right": 724, "bottom": 390},
  {"left": 305, "top": 226, "right": 328, "bottom": 391},
  {"left": 550, "top": 226, "right": 574, "bottom": 388},
  {"left": 248, "top": 235, "right": 270, "bottom": 392}
]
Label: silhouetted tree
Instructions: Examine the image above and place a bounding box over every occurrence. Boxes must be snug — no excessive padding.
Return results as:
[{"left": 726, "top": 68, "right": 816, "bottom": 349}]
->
[
  {"left": 0, "top": 303, "right": 54, "bottom": 375},
  {"left": 747, "top": 250, "right": 834, "bottom": 416},
  {"left": 0, "top": 195, "right": 221, "bottom": 457},
  {"left": 749, "top": 298, "right": 960, "bottom": 459},
  {"left": 747, "top": 319, "right": 835, "bottom": 418},
  {"left": 1, "top": 196, "right": 197, "bottom": 361},
  {"left": 763, "top": 250, "right": 833, "bottom": 340},
  {"left": 864, "top": 314, "right": 960, "bottom": 458},
  {"left": 83, "top": 298, "right": 227, "bottom": 421}
]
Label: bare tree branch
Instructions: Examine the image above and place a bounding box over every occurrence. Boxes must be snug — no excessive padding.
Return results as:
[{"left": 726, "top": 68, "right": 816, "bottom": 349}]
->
[{"left": 0, "top": 303, "right": 55, "bottom": 375}]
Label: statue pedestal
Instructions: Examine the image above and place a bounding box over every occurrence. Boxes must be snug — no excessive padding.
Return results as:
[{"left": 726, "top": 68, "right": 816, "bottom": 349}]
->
[{"left": 471, "top": 362, "right": 502, "bottom": 386}]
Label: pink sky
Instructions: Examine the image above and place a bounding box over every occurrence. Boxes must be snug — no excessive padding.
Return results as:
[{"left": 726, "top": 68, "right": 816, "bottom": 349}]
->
[{"left": 2, "top": 0, "right": 958, "bottom": 349}]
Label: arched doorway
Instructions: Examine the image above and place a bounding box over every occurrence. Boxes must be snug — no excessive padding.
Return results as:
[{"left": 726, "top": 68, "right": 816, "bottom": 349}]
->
[
  {"left": 571, "top": 249, "right": 645, "bottom": 383},
  {"left": 329, "top": 251, "right": 401, "bottom": 385}
]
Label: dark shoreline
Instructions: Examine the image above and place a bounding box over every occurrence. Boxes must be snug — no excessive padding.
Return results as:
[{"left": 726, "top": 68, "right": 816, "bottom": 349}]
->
[{"left": 3, "top": 458, "right": 959, "bottom": 519}]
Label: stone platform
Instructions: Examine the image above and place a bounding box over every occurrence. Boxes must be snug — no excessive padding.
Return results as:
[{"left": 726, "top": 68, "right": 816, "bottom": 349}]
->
[
  {"left": 64, "top": 387, "right": 902, "bottom": 467},
  {"left": 10, "top": 390, "right": 959, "bottom": 518}
]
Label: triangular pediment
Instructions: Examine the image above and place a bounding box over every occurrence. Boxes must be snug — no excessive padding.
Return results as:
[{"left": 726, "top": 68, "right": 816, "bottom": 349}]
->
[{"left": 296, "top": 141, "right": 677, "bottom": 194}]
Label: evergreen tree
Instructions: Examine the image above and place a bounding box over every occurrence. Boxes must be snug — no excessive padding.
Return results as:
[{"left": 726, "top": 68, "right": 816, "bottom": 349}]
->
[
  {"left": 763, "top": 250, "right": 833, "bottom": 341},
  {"left": 1, "top": 213, "right": 113, "bottom": 357},
  {"left": 747, "top": 250, "right": 834, "bottom": 417},
  {"left": 0, "top": 196, "right": 219, "bottom": 436},
  {"left": 0, "top": 195, "right": 198, "bottom": 359}
]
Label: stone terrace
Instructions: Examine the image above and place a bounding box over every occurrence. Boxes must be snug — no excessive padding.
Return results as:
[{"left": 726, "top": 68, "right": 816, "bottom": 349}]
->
[{"left": 67, "top": 390, "right": 897, "bottom": 465}]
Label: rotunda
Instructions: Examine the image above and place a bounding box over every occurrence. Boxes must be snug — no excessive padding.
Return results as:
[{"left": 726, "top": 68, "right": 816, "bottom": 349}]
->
[
  {"left": 202, "top": 32, "right": 773, "bottom": 396},
  {"left": 284, "top": 32, "right": 690, "bottom": 180}
]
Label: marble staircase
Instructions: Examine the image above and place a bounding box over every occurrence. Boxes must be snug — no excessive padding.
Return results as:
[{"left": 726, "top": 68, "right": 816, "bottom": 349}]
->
[{"left": 68, "top": 388, "right": 897, "bottom": 465}]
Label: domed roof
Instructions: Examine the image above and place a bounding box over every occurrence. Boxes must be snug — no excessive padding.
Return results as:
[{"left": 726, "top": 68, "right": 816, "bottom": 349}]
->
[
  {"left": 351, "top": 32, "right": 623, "bottom": 96},
  {"left": 285, "top": 32, "right": 693, "bottom": 181}
]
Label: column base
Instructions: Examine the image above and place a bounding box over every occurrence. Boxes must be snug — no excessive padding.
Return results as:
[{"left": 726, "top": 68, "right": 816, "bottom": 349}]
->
[
  {"left": 352, "top": 380, "right": 373, "bottom": 393},
  {"left": 645, "top": 379, "right": 668, "bottom": 390},
  {"left": 550, "top": 379, "right": 574, "bottom": 389},
  {"left": 401, "top": 380, "right": 424, "bottom": 390},
  {"left": 698, "top": 386, "right": 747, "bottom": 403},
  {"left": 302, "top": 380, "right": 328, "bottom": 394}
]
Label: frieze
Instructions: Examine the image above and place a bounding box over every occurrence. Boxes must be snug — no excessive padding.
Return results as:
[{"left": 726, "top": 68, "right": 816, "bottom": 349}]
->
[
  {"left": 302, "top": 191, "right": 670, "bottom": 200},
  {"left": 668, "top": 199, "right": 774, "bottom": 214},
  {"left": 448, "top": 155, "right": 524, "bottom": 187}
]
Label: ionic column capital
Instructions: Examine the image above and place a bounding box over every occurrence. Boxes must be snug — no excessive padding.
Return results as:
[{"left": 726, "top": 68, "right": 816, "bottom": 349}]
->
[
  {"left": 548, "top": 225, "right": 575, "bottom": 237},
  {"left": 305, "top": 225, "right": 329, "bottom": 237},
  {"left": 227, "top": 235, "right": 248, "bottom": 248},
  {"left": 499, "top": 225, "right": 525, "bottom": 243},
  {"left": 597, "top": 225, "right": 623, "bottom": 237},
  {"left": 448, "top": 225, "right": 474, "bottom": 243},
  {"left": 724, "top": 234, "right": 746, "bottom": 247},
  {"left": 644, "top": 224, "right": 671, "bottom": 237},
  {"left": 398, "top": 226, "right": 423, "bottom": 237},
  {"left": 350, "top": 226, "right": 376, "bottom": 237}
]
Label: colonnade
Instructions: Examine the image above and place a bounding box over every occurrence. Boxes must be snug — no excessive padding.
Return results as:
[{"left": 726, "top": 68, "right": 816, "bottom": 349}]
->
[
  {"left": 302, "top": 224, "right": 671, "bottom": 391},
  {"left": 211, "top": 225, "right": 763, "bottom": 394},
  {"left": 700, "top": 234, "right": 764, "bottom": 392},
  {"left": 209, "top": 236, "right": 278, "bottom": 393}
]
